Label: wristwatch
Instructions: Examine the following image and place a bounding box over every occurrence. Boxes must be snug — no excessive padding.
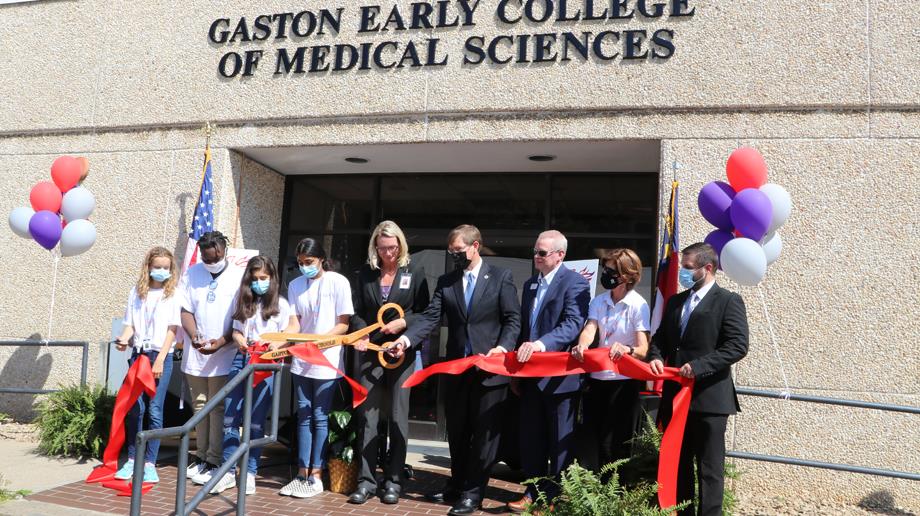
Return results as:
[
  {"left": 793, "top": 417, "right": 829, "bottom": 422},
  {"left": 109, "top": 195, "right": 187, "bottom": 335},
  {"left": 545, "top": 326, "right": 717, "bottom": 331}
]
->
[{"left": 627, "top": 347, "right": 635, "bottom": 356}]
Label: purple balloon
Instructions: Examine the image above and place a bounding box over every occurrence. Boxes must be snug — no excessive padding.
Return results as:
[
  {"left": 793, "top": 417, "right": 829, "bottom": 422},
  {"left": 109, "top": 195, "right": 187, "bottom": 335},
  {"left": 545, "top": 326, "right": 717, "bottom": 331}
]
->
[
  {"left": 698, "top": 181, "right": 736, "bottom": 230},
  {"left": 705, "top": 229, "right": 735, "bottom": 257},
  {"left": 28, "top": 210, "right": 62, "bottom": 250},
  {"left": 730, "top": 189, "right": 773, "bottom": 242}
]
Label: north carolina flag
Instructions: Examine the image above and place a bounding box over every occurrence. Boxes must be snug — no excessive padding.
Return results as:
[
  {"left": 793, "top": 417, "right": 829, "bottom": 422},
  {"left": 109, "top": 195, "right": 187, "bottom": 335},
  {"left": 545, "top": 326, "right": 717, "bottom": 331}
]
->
[{"left": 651, "top": 180, "right": 680, "bottom": 335}]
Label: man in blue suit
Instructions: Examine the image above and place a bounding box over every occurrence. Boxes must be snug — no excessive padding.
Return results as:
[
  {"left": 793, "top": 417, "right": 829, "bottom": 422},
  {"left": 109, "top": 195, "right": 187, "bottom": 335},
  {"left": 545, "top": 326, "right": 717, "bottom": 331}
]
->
[{"left": 508, "top": 230, "right": 590, "bottom": 513}]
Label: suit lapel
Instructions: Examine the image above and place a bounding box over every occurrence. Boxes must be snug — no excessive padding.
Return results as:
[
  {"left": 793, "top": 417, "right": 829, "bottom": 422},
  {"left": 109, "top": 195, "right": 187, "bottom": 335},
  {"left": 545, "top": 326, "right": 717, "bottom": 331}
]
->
[
  {"left": 368, "top": 269, "right": 383, "bottom": 307},
  {"left": 681, "top": 283, "right": 721, "bottom": 343},
  {"left": 468, "top": 262, "right": 491, "bottom": 317},
  {"left": 535, "top": 267, "right": 566, "bottom": 323},
  {"left": 452, "top": 270, "right": 468, "bottom": 319}
]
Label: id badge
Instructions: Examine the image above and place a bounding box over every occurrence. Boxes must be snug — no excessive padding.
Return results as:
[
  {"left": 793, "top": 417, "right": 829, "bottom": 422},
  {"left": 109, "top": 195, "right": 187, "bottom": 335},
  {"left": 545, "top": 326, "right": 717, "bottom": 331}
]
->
[
  {"left": 142, "top": 338, "right": 152, "bottom": 352},
  {"left": 399, "top": 273, "right": 412, "bottom": 289}
]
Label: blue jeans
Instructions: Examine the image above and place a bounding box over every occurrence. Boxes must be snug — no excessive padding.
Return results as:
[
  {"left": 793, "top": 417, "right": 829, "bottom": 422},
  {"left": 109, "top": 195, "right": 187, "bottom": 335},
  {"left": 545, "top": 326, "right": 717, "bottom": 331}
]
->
[
  {"left": 222, "top": 351, "right": 274, "bottom": 474},
  {"left": 292, "top": 375, "right": 336, "bottom": 470},
  {"left": 126, "top": 349, "right": 173, "bottom": 464}
]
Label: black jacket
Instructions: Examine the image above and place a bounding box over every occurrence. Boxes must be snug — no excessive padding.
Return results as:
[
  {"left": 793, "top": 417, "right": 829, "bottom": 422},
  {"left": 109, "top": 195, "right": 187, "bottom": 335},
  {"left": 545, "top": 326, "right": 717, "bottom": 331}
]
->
[{"left": 648, "top": 283, "right": 749, "bottom": 415}]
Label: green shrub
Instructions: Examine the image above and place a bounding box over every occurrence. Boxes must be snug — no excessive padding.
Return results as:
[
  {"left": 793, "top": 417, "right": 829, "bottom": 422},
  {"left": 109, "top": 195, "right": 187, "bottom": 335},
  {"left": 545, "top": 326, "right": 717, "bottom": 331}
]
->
[
  {"left": 33, "top": 384, "right": 115, "bottom": 459},
  {"left": 327, "top": 409, "right": 357, "bottom": 464},
  {"left": 523, "top": 460, "right": 689, "bottom": 516},
  {"left": 0, "top": 474, "right": 30, "bottom": 502}
]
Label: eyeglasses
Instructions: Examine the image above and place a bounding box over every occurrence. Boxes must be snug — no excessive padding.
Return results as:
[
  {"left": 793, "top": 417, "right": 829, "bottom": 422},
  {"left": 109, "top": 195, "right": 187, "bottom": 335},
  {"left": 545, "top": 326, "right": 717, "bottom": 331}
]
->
[
  {"left": 207, "top": 280, "right": 218, "bottom": 303},
  {"left": 533, "top": 249, "right": 559, "bottom": 258},
  {"left": 376, "top": 245, "right": 399, "bottom": 254}
]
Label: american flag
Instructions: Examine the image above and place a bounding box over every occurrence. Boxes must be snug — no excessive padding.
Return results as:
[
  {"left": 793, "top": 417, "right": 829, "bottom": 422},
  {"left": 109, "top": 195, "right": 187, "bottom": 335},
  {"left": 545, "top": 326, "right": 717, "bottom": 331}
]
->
[
  {"left": 181, "top": 147, "right": 214, "bottom": 271},
  {"left": 191, "top": 149, "right": 214, "bottom": 241}
]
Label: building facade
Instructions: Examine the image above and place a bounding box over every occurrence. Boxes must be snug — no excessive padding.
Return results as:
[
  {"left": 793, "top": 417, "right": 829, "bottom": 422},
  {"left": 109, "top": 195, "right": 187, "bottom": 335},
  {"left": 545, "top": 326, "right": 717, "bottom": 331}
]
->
[{"left": 1, "top": 0, "right": 917, "bottom": 507}]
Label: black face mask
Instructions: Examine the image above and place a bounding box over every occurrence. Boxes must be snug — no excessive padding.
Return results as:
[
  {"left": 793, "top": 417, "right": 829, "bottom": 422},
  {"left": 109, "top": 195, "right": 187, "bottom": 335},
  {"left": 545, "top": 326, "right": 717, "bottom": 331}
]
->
[
  {"left": 600, "top": 267, "right": 623, "bottom": 290},
  {"left": 448, "top": 250, "right": 471, "bottom": 271}
]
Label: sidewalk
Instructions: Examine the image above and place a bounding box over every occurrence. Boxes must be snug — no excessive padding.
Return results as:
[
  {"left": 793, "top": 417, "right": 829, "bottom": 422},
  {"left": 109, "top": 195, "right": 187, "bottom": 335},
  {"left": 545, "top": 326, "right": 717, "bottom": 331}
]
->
[{"left": 0, "top": 436, "right": 525, "bottom": 516}]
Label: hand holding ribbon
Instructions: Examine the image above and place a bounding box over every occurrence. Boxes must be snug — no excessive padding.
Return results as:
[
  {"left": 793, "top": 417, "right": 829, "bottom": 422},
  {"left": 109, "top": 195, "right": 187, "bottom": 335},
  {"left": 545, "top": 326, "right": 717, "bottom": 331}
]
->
[{"left": 402, "top": 348, "right": 693, "bottom": 510}]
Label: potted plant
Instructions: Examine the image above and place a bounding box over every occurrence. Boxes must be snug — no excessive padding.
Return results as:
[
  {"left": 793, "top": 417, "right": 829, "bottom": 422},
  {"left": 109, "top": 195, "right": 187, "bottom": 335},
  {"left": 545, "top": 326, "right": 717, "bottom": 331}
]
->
[{"left": 326, "top": 409, "right": 358, "bottom": 494}]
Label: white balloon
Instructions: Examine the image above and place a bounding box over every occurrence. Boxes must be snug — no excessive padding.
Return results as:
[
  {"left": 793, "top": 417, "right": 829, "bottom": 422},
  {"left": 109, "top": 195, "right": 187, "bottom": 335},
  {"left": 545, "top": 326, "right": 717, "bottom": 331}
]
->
[
  {"left": 61, "top": 186, "right": 95, "bottom": 221},
  {"left": 60, "top": 219, "right": 96, "bottom": 257},
  {"left": 720, "top": 238, "right": 767, "bottom": 286},
  {"left": 761, "top": 232, "right": 783, "bottom": 265},
  {"left": 8, "top": 206, "right": 35, "bottom": 239},
  {"left": 759, "top": 183, "right": 792, "bottom": 234}
]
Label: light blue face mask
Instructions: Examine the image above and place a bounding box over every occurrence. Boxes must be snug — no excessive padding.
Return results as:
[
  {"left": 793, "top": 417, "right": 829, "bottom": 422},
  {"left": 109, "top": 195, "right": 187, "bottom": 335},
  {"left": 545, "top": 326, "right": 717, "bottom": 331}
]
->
[
  {"left": 678, "top": 266, "right": 702, "bottom": 289},
  {"left": 150, "top": 268, "right": 171, "bottom": 282},
  {"left": 299, "top": 264, "right": 319, "bottom": 279},
  {"left": 251, "top": 279, "right": 271, "bottom": 295}
]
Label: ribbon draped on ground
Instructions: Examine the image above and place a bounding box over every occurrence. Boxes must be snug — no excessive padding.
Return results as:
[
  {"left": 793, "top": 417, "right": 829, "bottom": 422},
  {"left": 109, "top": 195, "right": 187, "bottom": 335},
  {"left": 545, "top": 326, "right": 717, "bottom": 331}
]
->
[
  {"left": 402, "top": 349, "right": 693, "bottom": 510},
  {"left": 85, "top": 354, "right": 157, "bottom": 495},
  {"left": 287, "top": 345, "right": 368, "bottom": 408}
]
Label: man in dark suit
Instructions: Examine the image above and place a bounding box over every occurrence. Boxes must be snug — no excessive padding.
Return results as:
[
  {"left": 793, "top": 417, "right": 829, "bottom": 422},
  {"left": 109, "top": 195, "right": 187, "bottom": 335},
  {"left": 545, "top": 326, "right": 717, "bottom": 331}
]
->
[
  {"left": 648, "top": 242, "right": 749, "bottom": 516},
  {"left": 508, "top": 230, "right": 590, "bottom": 513},
  {"left": 399, "top": 224, "right": 521, "bottom": 516}
]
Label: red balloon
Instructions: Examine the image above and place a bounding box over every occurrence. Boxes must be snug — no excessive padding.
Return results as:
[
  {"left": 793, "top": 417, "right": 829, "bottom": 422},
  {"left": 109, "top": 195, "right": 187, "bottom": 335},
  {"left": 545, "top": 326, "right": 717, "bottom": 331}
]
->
[
  {"left": 726, "top": 147, "right": 768, "bottom": 192},
  {"left": 30, "top": 181, "right": 63, "bottom": 213},
  {"left": 51, "top": 156, "right": 82, "bottom": 193}
]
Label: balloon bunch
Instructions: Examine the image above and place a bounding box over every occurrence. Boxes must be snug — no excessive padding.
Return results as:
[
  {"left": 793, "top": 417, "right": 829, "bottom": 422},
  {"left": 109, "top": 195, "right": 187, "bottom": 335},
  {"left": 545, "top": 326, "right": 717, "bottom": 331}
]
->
[
  {"left": 8, "top": 156, "right": 97, "bottom": 257},
  {"left": 697, "top": 148, "right": 792, "bottom": 286}
]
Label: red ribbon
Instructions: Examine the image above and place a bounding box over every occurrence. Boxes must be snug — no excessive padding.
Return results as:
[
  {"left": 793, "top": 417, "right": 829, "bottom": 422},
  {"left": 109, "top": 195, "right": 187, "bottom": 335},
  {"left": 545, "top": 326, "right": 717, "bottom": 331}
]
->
[
  {"left": 402, "top": 349, "right": 693, "bottom": 510},
  {"left": 247, "top": 342, "right": 278, "bottom": 388},
  {"left": 287, "top": 345, "right": 368, "bottom": 408},
  {"left": 86, "top": 354, "right": 157, "bottom": 492}
]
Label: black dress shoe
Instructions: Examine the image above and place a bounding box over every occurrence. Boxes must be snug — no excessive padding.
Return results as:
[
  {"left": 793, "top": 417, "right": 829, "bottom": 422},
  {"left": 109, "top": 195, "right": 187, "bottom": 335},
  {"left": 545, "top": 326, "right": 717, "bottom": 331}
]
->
[
  {"left": 347, "top": 487, "right": 371, "bottom": 504},
  {"left": 426, "top": 487, "right": 461, "bottom": 503},
  {"left": 448, "top": 498, "right": 481, "bottom": 515},
  {"left": 381, "top": 486, "right": 399, "bottom": 504}
]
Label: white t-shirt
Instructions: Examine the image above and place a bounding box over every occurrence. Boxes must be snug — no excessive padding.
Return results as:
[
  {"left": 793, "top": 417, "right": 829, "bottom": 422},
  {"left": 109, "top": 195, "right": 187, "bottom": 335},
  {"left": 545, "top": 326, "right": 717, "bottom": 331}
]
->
[
  {"left": 588, "top": 290, "right": 650, "bottom": 381},
  {"left": 122, "top": 287, "right": 181, "bottom": 352},
  {"left": 232, "top": 297, "right": 294, "bottom": 341},
  {"left": 179, "top": 262, "right": 244, "bottom": 377},
  {"left": 286, "top": 271, "right": 354, "bottom": 379}
]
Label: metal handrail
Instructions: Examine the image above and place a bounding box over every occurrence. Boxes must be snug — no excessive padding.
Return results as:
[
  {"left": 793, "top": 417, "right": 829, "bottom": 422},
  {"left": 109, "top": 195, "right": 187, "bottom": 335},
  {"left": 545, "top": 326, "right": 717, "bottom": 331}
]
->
[
  {"left": 733, "top": 387, "right": 919, "bottom": 481},
  {"left": 0, "top": 340, "right": 88, "bottom": 393},
  {"left": 129, "top": 362, "right": 283, "bottom": 516}
]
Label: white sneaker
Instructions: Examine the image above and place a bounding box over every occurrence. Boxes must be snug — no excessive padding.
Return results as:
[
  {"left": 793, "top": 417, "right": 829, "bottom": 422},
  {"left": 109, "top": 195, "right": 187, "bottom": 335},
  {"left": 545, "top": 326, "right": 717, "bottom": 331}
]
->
[
  {"left": 192, "top": 465, "right": 215, "bottom": 485},
  {"left": 279, "top": 476, "right": 307, "bottom": 497},
  {"left": 244, "top": 474, "right": 256, "bottom": 495},
  {"left": 185, "top": 460, "right": 207, "bottom": 479},
  {"left": 210, "top": 472, "right": 236, "bottom": 494},
  {"left": 298, "top": 476, "right": 323, "bottom": 498}
]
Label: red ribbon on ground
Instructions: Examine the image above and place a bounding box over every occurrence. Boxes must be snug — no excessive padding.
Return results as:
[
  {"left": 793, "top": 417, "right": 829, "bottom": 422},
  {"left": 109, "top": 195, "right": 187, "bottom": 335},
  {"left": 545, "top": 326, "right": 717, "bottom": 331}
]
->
[
  {"left": 287, "top": 345, "right": 368, "bottom": 408},
  {"left": 402, "top": 349, "right": 693, "bottom": 510},
  {"left": 86, "top": 354, "right": 157, "bottom": 490},
  {"left": 247, "top": 342, "right": 278, "bottom": 388}
]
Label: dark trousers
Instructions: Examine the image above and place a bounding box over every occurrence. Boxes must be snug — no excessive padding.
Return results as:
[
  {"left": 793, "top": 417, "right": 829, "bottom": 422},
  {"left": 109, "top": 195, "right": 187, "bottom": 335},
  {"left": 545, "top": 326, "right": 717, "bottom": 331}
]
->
[
  {"left": 445, "top": 370, "right": 508, "bottom": 503},
  {"left": 519, "top": 381, "right": 577, "bottom": 501},
  {"left": 675, "top": 412, "right": 728, "bottom": 516},
  {"left": 585, "top": 378, "right": 642, "bottom": 470},
  {"left": 355, "top": 355, "right": 414, "bottom": 492}
]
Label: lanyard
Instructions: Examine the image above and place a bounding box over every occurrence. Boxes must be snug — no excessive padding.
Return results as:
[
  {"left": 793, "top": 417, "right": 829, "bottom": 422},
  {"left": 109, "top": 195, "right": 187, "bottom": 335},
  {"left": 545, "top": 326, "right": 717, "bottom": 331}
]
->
[
  {"left": 602, "top": 301, "right": 628, "bottom": 347},
  {"left": 140, "top": 293, "right": 162, "bottom": 349},
  {"left": 303, "top": 277, "right": 323, "bottom": 331}
]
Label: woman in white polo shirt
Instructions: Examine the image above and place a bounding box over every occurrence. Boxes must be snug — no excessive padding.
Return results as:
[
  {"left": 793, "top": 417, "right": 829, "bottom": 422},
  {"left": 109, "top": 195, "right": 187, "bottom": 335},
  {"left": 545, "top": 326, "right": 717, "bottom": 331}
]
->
[
  {"left": 276, "top": 237, "right": 354, "bottom": 499},
  {"left": 112, "top": 246, "right": 181, "bottom": 484},
  {"left": 179, "top": 231, "right": 244, "bottom": 485},
  {"left": 572, "top": 248, "right": 650, "bottom": 474}
]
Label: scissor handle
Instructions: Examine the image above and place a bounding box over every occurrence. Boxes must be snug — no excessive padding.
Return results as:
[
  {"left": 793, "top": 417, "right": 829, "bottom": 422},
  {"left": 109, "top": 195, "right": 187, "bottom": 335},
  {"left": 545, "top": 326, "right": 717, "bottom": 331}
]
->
[
  {"left": 377, "top": 302, "right": 406, "bottom": 326},
  {"left": 377, "top": 341, "right": 406, "bottom": 370}
]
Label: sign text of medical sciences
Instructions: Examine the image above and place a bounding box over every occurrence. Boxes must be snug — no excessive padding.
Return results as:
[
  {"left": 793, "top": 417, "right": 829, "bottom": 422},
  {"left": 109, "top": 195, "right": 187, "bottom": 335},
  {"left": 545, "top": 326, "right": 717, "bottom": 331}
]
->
[{"left": 208, "top": 0, "right": 695, "bottom": 78}]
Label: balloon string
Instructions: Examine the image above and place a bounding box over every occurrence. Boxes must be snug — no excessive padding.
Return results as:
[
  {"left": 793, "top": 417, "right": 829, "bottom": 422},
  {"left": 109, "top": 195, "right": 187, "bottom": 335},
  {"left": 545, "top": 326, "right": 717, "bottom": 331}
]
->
[
  {"left": 46, "top": 251, "right": 61, "bottom": 342},
  {"left": 758, "top": 286, "right": 791, "bottom": 400}
]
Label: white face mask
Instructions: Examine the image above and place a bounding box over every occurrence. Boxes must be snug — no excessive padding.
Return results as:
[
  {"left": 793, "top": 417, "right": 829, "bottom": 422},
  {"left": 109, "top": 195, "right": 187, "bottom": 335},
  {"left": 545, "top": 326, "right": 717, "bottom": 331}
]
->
[{"left": 203, "top": 259, "right": 226, "bottom": 274}]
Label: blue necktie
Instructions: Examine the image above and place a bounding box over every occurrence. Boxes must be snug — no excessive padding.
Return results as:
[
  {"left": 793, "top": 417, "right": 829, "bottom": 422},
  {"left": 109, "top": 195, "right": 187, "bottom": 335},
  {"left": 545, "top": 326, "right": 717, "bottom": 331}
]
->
[
  {"left": 680, "top": 293, "right": 699, "bottom": 337},
  {"left": 464, "top": 272, "right": 475, "bottom": 356},
  {"left": 530, "top": 277, "right": 545, "bottom": 339}
]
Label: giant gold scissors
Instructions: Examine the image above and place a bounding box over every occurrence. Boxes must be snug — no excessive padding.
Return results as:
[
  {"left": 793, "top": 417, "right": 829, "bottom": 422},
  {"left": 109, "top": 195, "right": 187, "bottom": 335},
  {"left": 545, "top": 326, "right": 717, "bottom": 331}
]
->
[{"left": 259, "top": 303, "right": 406, "bottom": 369}]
